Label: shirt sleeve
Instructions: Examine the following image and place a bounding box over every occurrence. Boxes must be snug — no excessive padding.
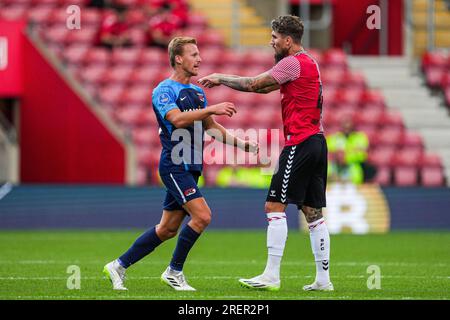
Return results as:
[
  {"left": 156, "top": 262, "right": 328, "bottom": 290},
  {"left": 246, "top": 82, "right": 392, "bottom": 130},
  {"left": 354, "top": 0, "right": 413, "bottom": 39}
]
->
[
  {"left": 152, "top": 86, "right": 179, "bottom": 119},
  {"left": 269, "top": 55, "right": 301, "bottom": 85},
  {"left": 200, "top": 89, "right": 208, "bottom": 108}
]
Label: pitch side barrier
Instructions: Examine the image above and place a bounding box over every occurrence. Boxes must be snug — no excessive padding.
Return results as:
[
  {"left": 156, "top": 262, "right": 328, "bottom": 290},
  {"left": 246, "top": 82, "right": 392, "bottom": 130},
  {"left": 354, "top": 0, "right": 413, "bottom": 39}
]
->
[{"left": 0, "top": 183, "right": 449, "bottom": 230}]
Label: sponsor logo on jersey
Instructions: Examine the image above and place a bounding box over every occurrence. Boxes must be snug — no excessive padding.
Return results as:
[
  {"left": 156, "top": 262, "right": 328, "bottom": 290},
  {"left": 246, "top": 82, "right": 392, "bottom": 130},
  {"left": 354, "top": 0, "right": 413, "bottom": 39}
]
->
[
  {"left": 197, "top": 93, "right": 205, "bottom": 102},
  {"left": 184, "top": 188, "right": 197, "bottom": 197},
  {"left": 270, "top": 190, "right": 276, "bottom": 197},
  {"left": 159, "top": 93, "right": 170, "bottom": 104}
]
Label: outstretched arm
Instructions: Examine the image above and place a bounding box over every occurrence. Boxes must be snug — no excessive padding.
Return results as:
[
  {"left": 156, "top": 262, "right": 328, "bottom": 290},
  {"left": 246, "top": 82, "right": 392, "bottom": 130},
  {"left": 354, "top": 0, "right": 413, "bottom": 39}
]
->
[
  {"left": 166, "top": 102, "right": 236, "bottom": 128},
  {"left": 203, "top": 116, "right": 259, "bottom": 154},
  {"left": 198, "top": 72, "right": 280, "bottom": 94}
]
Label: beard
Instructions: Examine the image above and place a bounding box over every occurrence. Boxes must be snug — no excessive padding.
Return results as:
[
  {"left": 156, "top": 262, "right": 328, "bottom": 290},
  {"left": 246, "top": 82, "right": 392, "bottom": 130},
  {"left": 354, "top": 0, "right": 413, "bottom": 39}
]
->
[{"left": 274, "top": 48, "right": 289, "bottom": 63}]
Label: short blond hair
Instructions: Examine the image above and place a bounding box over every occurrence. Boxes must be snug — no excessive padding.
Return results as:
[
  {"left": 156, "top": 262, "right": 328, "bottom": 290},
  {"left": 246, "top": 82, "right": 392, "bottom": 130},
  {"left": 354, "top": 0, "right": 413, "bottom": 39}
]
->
[{"left": 168, "top": 37, "right": 197, "bottom": 68}]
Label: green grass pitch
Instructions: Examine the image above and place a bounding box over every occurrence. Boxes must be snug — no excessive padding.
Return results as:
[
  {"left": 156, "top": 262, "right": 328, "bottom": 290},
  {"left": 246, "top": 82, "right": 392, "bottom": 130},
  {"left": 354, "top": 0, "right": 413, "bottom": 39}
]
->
[{"left": 0, "top": 230, "right": 448, "bottom": 300}]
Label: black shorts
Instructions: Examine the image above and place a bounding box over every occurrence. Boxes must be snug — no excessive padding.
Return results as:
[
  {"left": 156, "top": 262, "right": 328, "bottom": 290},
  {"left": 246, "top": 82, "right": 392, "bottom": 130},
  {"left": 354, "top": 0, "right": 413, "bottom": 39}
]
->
[{"left": 266, "top": 134, "right": 327, "bottom": 209}]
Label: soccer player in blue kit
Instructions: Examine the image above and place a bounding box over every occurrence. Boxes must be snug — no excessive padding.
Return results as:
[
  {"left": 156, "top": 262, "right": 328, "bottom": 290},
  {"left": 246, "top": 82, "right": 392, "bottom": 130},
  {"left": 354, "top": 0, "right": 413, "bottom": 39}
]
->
[{"left": 103, "top": 37, "right": 258, "bottom": 291}]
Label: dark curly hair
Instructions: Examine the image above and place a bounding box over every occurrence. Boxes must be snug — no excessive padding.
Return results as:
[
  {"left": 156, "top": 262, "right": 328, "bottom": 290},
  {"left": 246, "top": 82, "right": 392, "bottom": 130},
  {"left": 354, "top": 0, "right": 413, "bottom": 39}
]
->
[{"left": 271, "top": 15, "right": 304, "bottom": 44}]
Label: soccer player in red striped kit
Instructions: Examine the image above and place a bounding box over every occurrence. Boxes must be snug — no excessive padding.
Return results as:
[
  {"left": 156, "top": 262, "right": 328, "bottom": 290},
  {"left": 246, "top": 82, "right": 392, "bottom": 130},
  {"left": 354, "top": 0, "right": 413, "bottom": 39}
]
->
[{"left": 198, "top": 15, "right": 333, "bottom": 291}]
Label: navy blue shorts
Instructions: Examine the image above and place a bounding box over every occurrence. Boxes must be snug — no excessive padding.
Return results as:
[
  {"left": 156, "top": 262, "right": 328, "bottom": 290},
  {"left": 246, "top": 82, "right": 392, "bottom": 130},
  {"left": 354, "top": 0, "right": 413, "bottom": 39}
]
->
[{"left": 161, "top": 171, "right": 203, "bottom": 211}]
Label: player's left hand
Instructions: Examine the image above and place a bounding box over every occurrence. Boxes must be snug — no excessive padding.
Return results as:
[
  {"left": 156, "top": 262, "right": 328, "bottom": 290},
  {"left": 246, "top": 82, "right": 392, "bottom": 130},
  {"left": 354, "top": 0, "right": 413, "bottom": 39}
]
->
[
  {"left": 198, "top": 74, "right": 221, "bottom": 88},
  {"left": 243, "top": 140, "right": 259, "bottom": 155}
]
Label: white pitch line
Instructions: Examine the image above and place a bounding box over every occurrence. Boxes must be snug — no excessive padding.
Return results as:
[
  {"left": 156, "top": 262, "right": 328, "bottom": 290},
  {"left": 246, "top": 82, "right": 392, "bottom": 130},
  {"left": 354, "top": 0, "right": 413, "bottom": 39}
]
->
[
  {"left": 0, "top": 275, "right": 448, "bottom": 280},
  {"left": 2, "top": 295, "right": 448, "bottom": 300},
  {"left": 0, "top": 260, "right": 447, "bottom": 268}
]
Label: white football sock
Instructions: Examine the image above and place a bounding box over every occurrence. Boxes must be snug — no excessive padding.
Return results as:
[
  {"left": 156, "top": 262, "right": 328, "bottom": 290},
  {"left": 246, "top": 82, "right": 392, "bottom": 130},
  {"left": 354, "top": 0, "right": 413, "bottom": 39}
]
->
[
  {"left": 307, "top": 217, "right": 330, "bottom": 285},
  {"left": 262, "top": 212, "right": 287, "bottom": 282}
]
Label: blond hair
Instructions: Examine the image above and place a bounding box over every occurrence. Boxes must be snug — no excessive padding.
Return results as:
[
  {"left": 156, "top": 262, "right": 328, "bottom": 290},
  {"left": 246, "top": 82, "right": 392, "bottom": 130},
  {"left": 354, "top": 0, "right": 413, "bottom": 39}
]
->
[{"left": 168, "top": 37, "right": 197, "bottom": 68}]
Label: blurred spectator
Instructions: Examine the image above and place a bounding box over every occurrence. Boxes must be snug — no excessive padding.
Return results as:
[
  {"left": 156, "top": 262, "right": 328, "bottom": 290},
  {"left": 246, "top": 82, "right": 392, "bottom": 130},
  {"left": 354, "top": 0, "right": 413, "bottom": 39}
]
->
[
  {"left": 88, "top": 0, "right": 115, "bottom": 9},
  {"left": 143, "top": 0, "right": 189, "bottom": 28},
  {"left": 95, "top": 5, "right": 132, "bottom": 49},
  {"left": 216, "top": 165, "right": 271, "bottom": 189},
  {"left": 146, "top": 3, "right": 182, "bottom": 48},
  {"left": 168, "top": 0, "right": 190, "bottom": 28},
  {"left": 328, "top": 150, "right": 364, "bottom": 184},
  {"left": 327, "top": 117, "right": 376, "bottom": 182}
]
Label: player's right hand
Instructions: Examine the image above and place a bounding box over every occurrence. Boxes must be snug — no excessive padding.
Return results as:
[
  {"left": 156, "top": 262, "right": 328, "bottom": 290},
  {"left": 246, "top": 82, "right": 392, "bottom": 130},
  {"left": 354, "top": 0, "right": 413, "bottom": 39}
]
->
[{"left": 210, "top": 102, "right": 237, "bottom": 117}]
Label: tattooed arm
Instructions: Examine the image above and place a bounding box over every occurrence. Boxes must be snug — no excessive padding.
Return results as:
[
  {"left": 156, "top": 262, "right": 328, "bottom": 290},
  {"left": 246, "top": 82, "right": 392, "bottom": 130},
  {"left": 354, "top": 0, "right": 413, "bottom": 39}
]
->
[{"left": 198, "top": 72, "right": 280, "bottom": 94}]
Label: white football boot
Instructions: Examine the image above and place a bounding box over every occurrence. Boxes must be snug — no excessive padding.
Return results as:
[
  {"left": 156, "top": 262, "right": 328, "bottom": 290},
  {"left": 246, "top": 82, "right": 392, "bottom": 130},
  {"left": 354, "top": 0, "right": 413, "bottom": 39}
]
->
[
  {"left": 161, "top": 267, "right": 196, "bottom": 291},
  {"left": 303, "top": 281, "right": 334, "bottom": 291},
  {"left": 238, "top": 274, "right": 280, "bottom": 291},
  {"left": 103, "top": 260, "right": 128, "bottom": 291}
]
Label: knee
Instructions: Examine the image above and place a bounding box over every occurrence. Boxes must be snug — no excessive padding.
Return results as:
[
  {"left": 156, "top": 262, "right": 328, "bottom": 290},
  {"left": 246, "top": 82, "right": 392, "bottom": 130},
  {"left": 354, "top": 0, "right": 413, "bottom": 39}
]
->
[
  {"left": 265, "top": 202, "right": 286, "bottom": 213},
  {"left": 301, "top": 206, "right": 323, "bottom": 223},
  {"left": 156, "top": 225, "right": 178, "bottom": 240},
  {"left": 191, "top": 209, "right": 212, "bottom": 230}
]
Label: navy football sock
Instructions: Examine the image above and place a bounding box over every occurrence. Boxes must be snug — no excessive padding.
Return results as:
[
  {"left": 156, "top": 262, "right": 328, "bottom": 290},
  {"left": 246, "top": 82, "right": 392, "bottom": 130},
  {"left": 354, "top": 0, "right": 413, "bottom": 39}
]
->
[
  {"left": 169, "top": 224, "right": 200, "bottom": 272},
  {"left": 118, "top": 226, "right": 162, "bottom": 268}
]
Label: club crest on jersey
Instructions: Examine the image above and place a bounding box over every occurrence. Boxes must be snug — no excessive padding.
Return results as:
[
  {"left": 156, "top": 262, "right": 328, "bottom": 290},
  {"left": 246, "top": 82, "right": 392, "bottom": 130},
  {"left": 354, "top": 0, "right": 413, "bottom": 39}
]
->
[
  {"left": 184, "top": 188, "right": 197, "bottom": 197},
  {"left": 197, "top": 93, "right": 205, "bottom": 102},
  {"left": 159, "top": 93, "right": 170, "bottom": 104}
]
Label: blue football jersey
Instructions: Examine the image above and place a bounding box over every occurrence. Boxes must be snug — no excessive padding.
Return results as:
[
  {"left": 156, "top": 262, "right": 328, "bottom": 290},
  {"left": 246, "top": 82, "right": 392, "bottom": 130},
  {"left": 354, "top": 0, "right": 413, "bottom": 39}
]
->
[{"left": 152, "top": 79, "right": 208, "bottom": 174}]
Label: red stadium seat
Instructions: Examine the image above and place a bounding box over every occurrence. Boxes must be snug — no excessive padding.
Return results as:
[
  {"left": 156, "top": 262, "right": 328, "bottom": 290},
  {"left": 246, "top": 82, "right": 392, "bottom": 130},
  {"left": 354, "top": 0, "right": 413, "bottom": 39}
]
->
[
  {"left": 394, "top": 167, "right": 419, "bottom": 186},
  {"left": 187, "top": 13, "right": 208, "bottom": 29},
  {"left": 120, "top": 85, "right": 151, "bottom": 105},
  {"left": 367, "top": 147, "right": 395, "bottom": 167},
  {"left": 373, "top": 166, "right": 391, "bottom": 186},
  {"left": 379, "top": 111, "right": 404, "bottom": 129},
  {"left": 132, "top": 127, "right": 160, "bottom": 146},
  {"left": 43, "top": 26, "right": 69, "bottom": 44},
  {"left": 374, "top": 127, "right": 403, "bottom": 147},
  {"left": 197, "top": 47, "right": 222, "bottom": 67},
  {"left": 130, "top": 67, "right": 162, "bottom": 85},
  {"left": 111, "top": 47, "right": 141, "bottom": 65},
  {"left": 137, "top": 146, "right": 161, "bottom": 167},
  {"left": 62, "top": 45, "right": 89, "bottom": 65},
  {"left": 67, "top": 27, "right": 97, "bottom": 44},
  {"left": 221, "top": 50, "right": 246, "bottom": 68},
  {"left": 0, "top": 6, "right": 28, "bottom": 21},
  {"left": 98, "top": 85, "right": 125, "bottom": 108},
  {"left": 198, "top": 31, "right": 225, "bottom": 48},
  {"left": 49, "top": 8, "right": 72, "bottom": 25},
  {"left": 343, "top": 71, "right": 366, "bottom": 89},
  {"left": 102, "top": 66, "right": 134, "bottom": 85},
  {"left": 401, "top": 131, "right": 424, "bottom": 149},
  {"left": 419, "top": 153, "right": 443, "bottom": 168},
  {"left": 79, "top": 65, "right": 107, "bottom": 85},
  {"left": 27, "top": 6, "right": 53, "bottom": 24},
  {"left": 322, "top": 48, "right": 347, "bottom": 68},
  {"left": 321, "top": 68, "right": 345, "bottom": 87},
  {"left": 84, "top": 47, "right": 110, "bottom": 65},
  {"left": 421, "top": 51, "right": 448, "bottom": 72},
  {"left": 440, "top": 71, "right": 450, "bottom": 89},
  {"left": 80, "top": 8, "right": 103, "bottom": 26},
  {"left": 425, "top": 68, "right": 445, "bottom": 89},
  {"left": 128, "top": 28, "right": 147, "bottom": 47},
  {"left": 392, "top": 148, "right": 423, "bottom": 167},
  {"left": 139, "top": 48, "right": 166, "bottom": 65},
  {"left": 421, "top": 167, "right": 445, "bottom": 187},
  {"left": 205, "top": 87, "right": 233, "bottom": 105},
  {"left": 244, "top": 51, "right": 274, "bottom": 68},
  {"left": 126, "top": 9, "right": 147, "bottom": 26},
  {"left": 114, "top": 108, "right": 142, "bottom": 127},
  {"left": 353, "top": 108, "right": 382, "bottom": 126},
  {"left": 361, "top": 89, "right": 385, "bottom": 107},
  {"left": 335, "top": 88, "right": 363, "bottom": 105}
]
